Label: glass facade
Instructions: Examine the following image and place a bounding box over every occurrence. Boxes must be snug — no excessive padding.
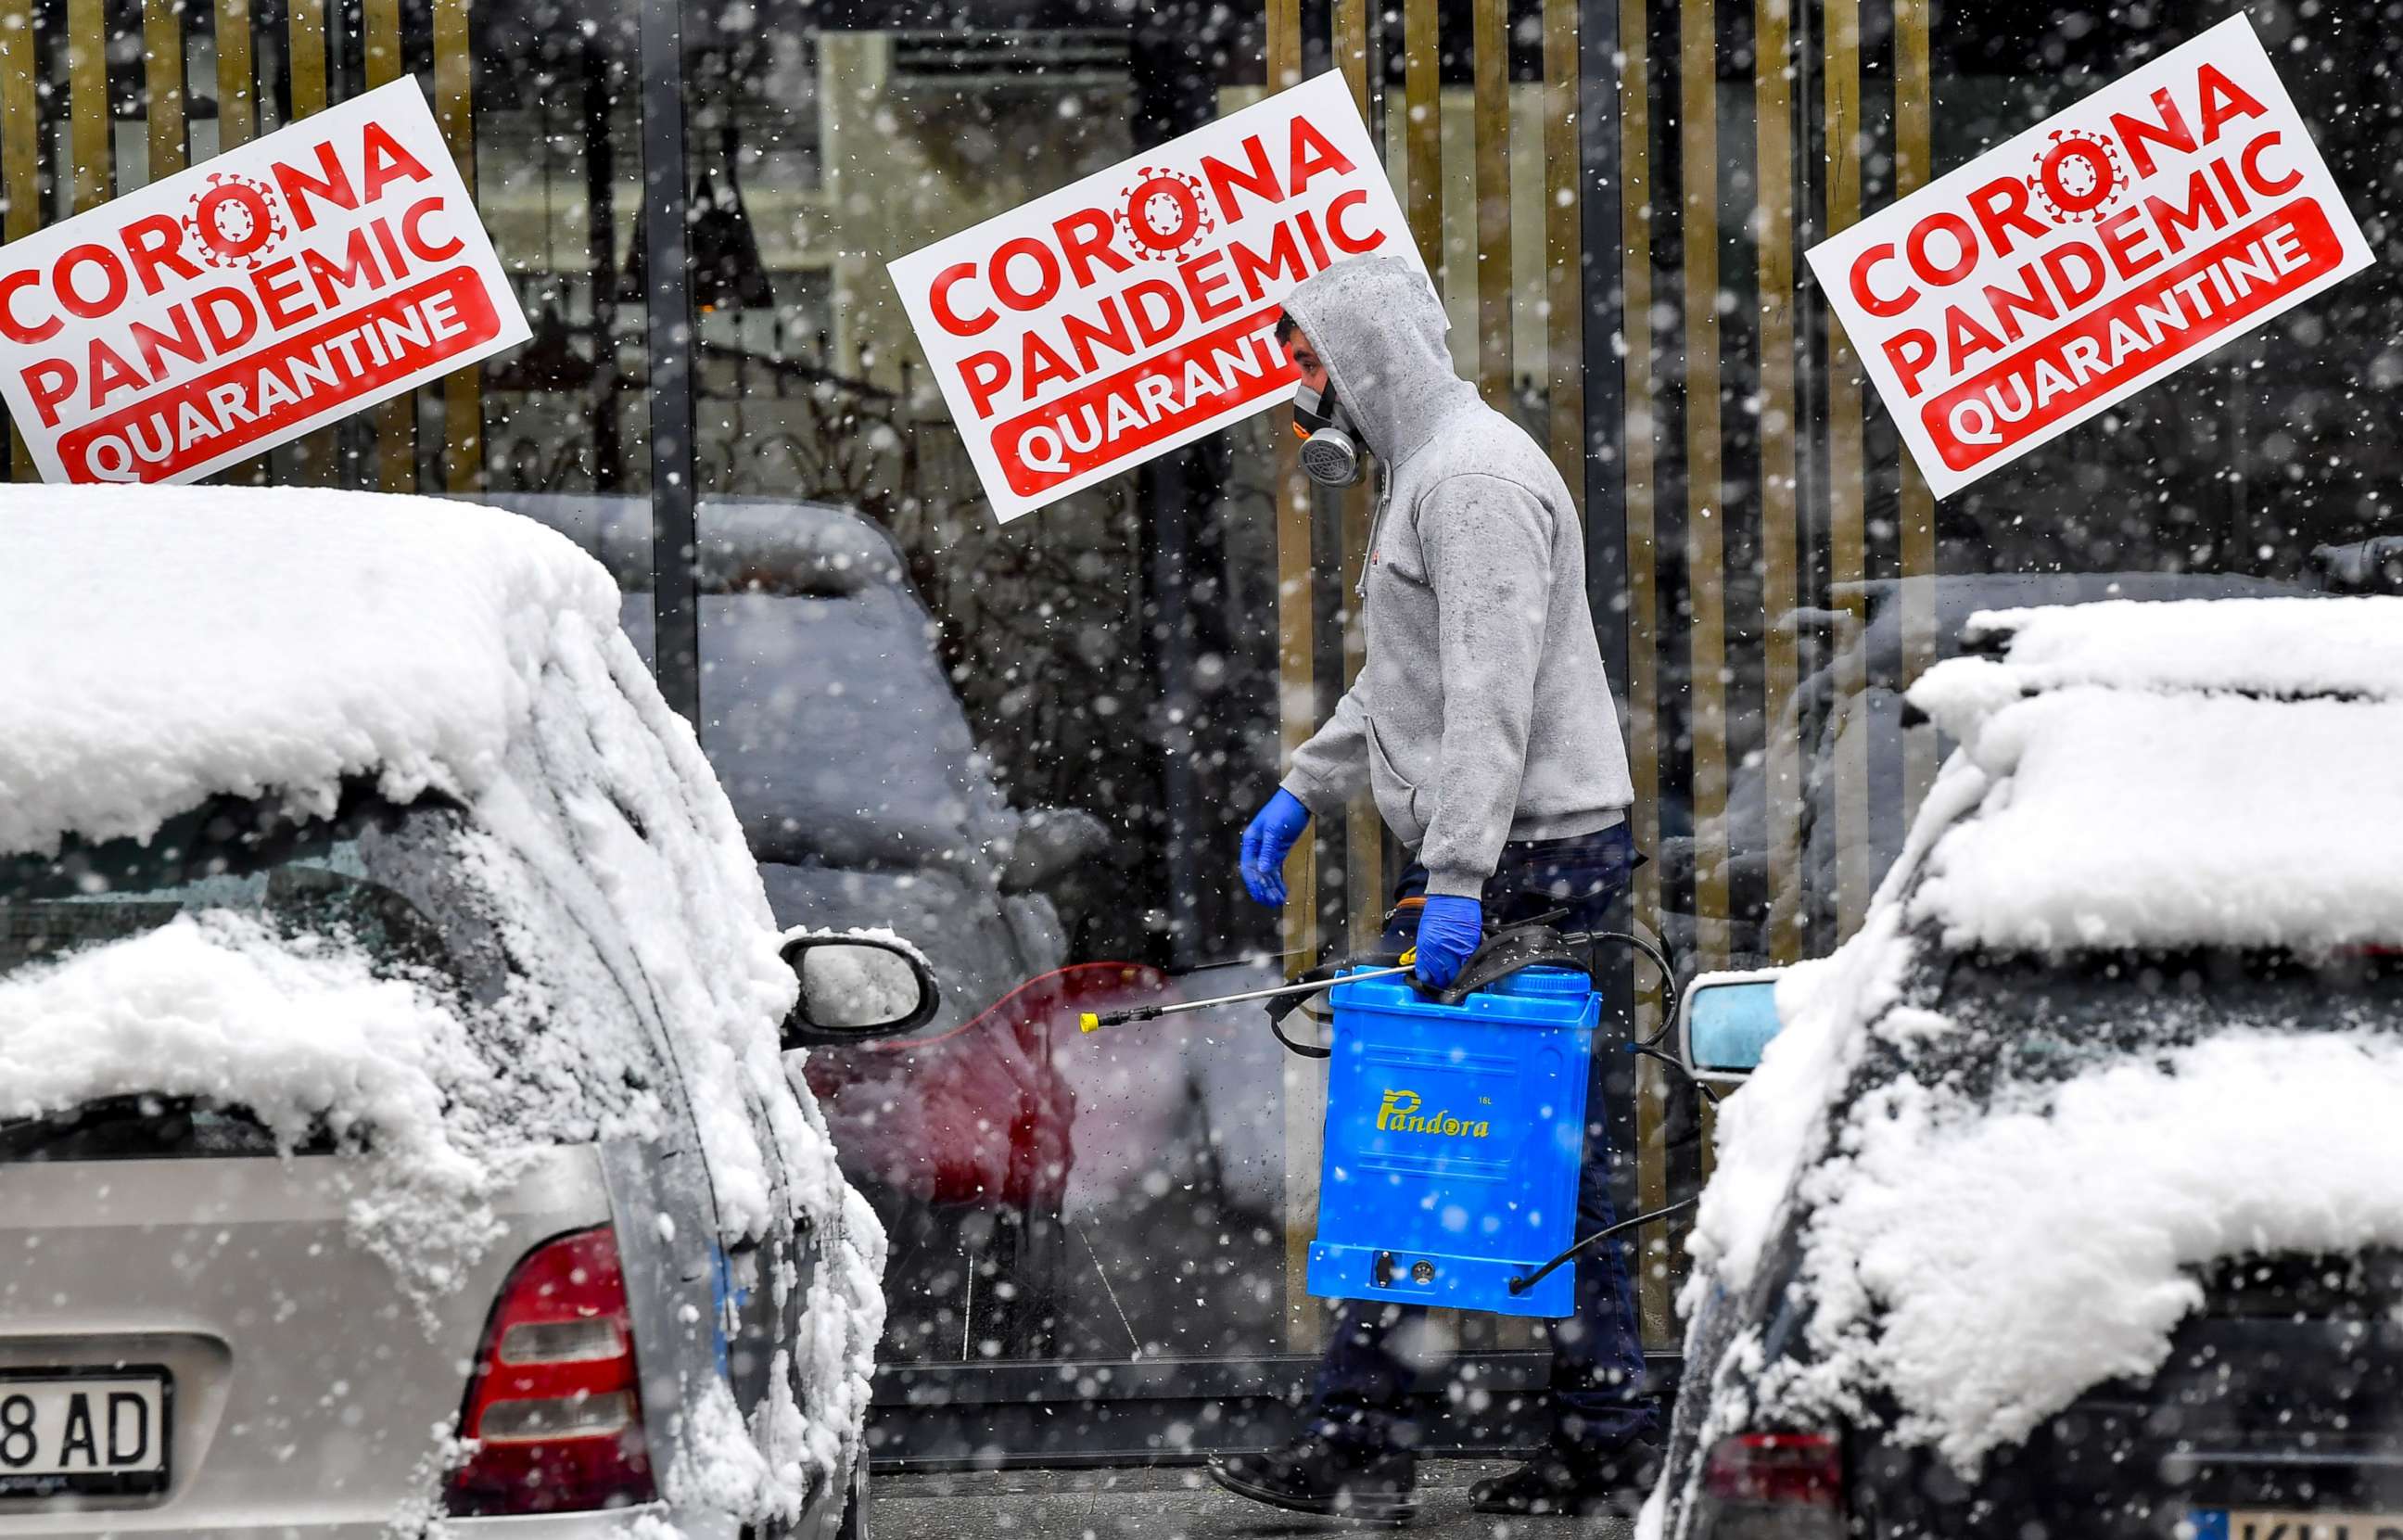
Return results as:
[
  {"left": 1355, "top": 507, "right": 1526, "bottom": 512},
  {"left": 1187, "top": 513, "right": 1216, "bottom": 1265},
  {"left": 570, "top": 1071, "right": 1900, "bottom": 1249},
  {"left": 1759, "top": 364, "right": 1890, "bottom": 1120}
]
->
[{"left": 5, "top": 0, "right": 2397, "bottom": 1466}]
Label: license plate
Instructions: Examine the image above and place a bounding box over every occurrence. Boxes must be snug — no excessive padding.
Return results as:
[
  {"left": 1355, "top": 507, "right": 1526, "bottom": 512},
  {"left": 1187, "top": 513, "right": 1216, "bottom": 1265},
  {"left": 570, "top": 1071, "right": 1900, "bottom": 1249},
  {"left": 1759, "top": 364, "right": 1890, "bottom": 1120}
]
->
[
  {"left": 0, "top": 1369, "right": 171, "bottom": 1497},
  {"left": 2190, "top": 1511, "right": 2403, "bottom": 1540}
]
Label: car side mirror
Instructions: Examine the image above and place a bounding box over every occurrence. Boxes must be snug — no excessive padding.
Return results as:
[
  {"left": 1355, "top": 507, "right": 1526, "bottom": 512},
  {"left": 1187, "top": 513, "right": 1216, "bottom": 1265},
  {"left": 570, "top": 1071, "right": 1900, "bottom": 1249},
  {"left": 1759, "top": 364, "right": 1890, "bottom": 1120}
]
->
[
  {"left": 1679, "top": 970, "right": 1785, "bottom": 1086},
  {"left": 780, "top": 933, "right": 940, "bottom": 1049}
]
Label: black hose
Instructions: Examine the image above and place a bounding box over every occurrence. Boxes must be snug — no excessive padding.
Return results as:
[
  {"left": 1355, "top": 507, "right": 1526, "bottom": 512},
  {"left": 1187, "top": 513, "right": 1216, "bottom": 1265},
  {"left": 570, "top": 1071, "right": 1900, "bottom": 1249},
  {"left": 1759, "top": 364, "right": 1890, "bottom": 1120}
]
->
[{"left": 1506, "top": 1196, "right": 1699, "bottom": 1296}]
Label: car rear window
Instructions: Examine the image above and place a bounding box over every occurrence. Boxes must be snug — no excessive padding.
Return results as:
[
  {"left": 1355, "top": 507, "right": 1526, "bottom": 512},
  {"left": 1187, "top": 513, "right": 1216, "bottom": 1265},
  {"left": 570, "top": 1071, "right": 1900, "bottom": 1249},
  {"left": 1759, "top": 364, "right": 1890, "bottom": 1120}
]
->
[
  {"left": 0, "top": 1094, "right": 333, "bottom": 1163},
  {"left": 0, "top": 788, "right": 497, "bottom": 993},
  {"left": 1879, "top": 944, "right": 2403, "bottom": 1104}
]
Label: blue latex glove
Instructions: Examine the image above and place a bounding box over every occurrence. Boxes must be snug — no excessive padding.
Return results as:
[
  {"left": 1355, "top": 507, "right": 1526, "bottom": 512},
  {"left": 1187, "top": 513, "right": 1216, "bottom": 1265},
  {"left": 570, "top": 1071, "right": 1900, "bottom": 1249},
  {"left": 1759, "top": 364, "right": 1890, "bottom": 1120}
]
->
[
  {"left": 1240, "top": 790, "right": 1312, "bottom": 908},
  {"left": 1412, "top": 895, "right": 1486, "bottom": 987}
]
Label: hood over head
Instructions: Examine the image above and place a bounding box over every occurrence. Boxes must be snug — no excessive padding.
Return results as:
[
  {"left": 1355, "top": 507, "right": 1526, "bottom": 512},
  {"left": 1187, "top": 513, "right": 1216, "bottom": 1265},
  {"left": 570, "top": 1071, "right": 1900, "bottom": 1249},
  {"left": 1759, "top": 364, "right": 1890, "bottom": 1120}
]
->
[{"left": 1278, "top": 254, "right": 1477, "bottom": 465}]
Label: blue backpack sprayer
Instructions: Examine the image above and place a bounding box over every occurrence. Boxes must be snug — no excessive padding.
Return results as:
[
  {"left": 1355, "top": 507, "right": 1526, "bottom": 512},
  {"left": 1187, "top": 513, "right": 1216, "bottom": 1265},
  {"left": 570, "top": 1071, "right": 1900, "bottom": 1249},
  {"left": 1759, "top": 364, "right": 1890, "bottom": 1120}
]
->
[{"left": 1080, "top": 921, "right": 1693, "bottom": 1319}]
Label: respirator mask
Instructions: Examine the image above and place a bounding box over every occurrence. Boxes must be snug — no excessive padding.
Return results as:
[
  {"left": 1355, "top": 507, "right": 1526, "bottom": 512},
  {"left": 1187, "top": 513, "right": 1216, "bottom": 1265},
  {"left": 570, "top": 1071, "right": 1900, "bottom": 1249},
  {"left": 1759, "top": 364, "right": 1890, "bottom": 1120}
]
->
[{"left": 1292, "top": 378, "right": 1367, "bottom": 488}]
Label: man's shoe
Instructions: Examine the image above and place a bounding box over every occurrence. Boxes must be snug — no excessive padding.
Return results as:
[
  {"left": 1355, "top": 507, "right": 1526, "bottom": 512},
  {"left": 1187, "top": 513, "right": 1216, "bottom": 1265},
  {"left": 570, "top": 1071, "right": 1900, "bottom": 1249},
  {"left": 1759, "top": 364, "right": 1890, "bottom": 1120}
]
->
[
  {"left": 1207, "top": 1434, "right": 1418, "bottom": 1524},
  {"left": 1468, "top": 1438, "right": 1661, "bottom": 1517}
]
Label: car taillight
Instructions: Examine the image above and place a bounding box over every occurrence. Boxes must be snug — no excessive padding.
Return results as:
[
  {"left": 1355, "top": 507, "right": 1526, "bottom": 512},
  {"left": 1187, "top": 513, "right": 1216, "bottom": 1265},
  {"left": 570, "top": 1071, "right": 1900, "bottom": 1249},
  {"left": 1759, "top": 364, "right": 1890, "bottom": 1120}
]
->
[
  {"left": 1700, "top": 1432, "right": 1843, "bottom": 1538},
  {"left": 445, "top": 1226, "right": 656, "bottom": 1516}
]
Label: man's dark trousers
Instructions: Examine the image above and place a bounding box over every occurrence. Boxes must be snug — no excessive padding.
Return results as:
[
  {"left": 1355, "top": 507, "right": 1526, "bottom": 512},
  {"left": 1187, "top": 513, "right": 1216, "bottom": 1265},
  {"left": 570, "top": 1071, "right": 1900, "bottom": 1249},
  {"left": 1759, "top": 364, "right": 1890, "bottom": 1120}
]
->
[{"left": 1310, "top": 821, "right": 1657, "bottom": 1457}]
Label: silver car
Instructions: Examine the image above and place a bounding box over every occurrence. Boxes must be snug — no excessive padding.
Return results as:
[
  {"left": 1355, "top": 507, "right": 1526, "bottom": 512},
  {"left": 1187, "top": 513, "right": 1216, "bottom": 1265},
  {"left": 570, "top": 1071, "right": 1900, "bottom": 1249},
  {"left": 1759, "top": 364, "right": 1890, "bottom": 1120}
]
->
[{"left": 0, "top": 497, "right": 931, "bottom": 1540}]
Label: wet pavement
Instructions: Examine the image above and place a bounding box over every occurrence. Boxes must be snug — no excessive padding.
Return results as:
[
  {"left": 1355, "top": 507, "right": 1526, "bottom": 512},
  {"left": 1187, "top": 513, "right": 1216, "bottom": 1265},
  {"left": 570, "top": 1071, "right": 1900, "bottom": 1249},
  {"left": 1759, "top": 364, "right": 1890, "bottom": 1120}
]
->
[{"left": 874, "top": 1462, "right": 1638, "bottom": 1540}]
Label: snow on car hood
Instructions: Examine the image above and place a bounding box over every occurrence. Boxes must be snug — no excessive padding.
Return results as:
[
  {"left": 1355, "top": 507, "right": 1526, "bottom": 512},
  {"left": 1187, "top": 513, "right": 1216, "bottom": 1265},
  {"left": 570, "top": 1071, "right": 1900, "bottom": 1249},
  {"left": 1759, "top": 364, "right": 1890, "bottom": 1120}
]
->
[{"left": 0, "top": 487, "right": 624, "bottom": 857}]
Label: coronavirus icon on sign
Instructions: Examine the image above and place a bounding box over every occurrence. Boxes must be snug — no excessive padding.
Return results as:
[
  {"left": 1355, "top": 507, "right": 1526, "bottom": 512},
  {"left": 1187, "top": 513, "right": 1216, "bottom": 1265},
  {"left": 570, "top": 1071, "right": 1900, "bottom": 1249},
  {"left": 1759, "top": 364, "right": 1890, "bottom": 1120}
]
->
[
  {"left": 2027, "top": 128, "right": 2129, "bottom": 224},
  {"left": 1116, "top": 167, "right": 1214, "bottom": 261},
  {"left": 184, "top": 172, "right": 289, "bottom": 269}
]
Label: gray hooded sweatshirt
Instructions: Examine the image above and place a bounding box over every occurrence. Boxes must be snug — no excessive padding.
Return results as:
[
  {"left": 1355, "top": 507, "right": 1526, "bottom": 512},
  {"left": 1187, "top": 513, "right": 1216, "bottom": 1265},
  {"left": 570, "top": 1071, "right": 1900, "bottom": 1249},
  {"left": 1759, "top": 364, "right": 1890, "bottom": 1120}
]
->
[{"left": 1277, "top": 254, "right": 1634, "bottom": 900}]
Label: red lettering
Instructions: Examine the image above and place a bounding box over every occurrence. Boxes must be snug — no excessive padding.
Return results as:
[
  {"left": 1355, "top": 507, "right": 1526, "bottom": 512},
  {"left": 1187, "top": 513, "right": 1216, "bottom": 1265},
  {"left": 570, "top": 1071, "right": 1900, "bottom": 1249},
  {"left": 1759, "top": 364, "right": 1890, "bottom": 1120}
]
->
[
  {"left": 23, "top": 358, "right": 75, "bottom": 427},
  {"left": 400, "top": 196, "right": 464, "bottom": 261},
  {"left": 1326, "top": 187, "right": 1384, "bottom": 254},
  {"left": 1125, "top": 279, "right": 1183, "bottom": 346},
  {"left": 2108, "top": 88, "right": 2197, "bottom": 179},
  {"left": 195, "top": 286, "right": 260, "bottom": 354},
  {"left": 359, "top": 121, "right": 435, "bottom": 201},
  {"left": 1021, "top": 330, "right": 1076, "bottom": 396},
  {"left": 1944, "top": 304, "right": 2006, "bottom": 374},
  {"left": 1966, "top": 176, "right": 2048, "bottom": 261},
  {"left": 2142, "top": 169, "right": 2227, "bottom": 258},
  {"left": 1850, "top": 242, "right": 1916, "bottom": 318},
  {"left": 249, "top": 256, "right": 316, "bottom": 330},
  {"left": 1052, "top": 207, "right": 1130, "bottom": 287},
  {"left": 1229, "top": 220, "right": 1307, "bottom": 300},
  {"left": 2240, "top": 130, "right": 2303, "bottom": 198},
  {"left": 0, "top": 269, "right": 56, "bottom": 343},
  {"left": 272, "top": 140, "right": 360, "bottom": 231},
  {"left": 1980, "top": 267, "right": 2058, "bottom": 346},
  {"left": 303, "top": 228, "right": 388, "bottom": 308},
  {"left": 2195, "top": 63, "right": 2269, "bottom": 144},
  {"left": 1288, "top": 115, "right": 1354, "bottom": 197},
  {"left": 1062, "top": 297, "right": 1137, "bottom": 374},
  {"left": 122, "top": 213, "right": 200, "bottom": 294},
  {"left": 2095, "top": 204, "right": 2164, "bottom": 279},
  {"left": 86, "top": 337, "right": 145, "bottom": 408},
  {"left": 2040, "top": 241, "right": 2107, "bottom": 309},
  {"left": 1202, "top": 134, "right": 1282, "bottom": 225},
  {"left": 990, "top": 236, "right": 1062, "bottom": 311},
  {"left": 1177, "top": 248, "right": 1240, "bottom": 324},
  {"left": 1883, "top": 328, "right": 1938, "bottom": 396},
  {"left": 129, "top": 309, "right": 207, "bottom": 377},
  {"left": 1907, "top": 212, "right": 1979, "bottom": 286},
  {"left": 960, "top": 350, "right": 1011, "bottom": 416},
  {"left": 56, "top": 245, "right": 128, "bottom": 320},
  {"left": 931, "top": 262, "right": 995, "bottom": 337}
]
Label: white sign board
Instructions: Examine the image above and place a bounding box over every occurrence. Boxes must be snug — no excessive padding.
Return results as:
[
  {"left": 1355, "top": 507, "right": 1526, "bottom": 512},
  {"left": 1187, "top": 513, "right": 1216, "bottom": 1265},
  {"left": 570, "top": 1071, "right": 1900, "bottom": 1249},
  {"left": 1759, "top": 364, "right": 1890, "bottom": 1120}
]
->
[
  {"left": 889, "top": 73, "right": 1423, "bottom": 523},
  {"left": 1805, "top": 15, "right": 2370, "bottom": 497},
  {"left": 0, "top": 78, "right": 527, "bottom": 484}
]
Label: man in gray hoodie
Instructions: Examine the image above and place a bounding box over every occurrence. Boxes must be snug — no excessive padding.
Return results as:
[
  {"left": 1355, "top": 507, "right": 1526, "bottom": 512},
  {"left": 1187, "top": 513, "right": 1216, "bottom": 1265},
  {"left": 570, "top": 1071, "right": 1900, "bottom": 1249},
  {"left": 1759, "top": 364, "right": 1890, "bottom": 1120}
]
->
[{"left": 1205, "top": 253, "right": 1658, "bottom": 1521}]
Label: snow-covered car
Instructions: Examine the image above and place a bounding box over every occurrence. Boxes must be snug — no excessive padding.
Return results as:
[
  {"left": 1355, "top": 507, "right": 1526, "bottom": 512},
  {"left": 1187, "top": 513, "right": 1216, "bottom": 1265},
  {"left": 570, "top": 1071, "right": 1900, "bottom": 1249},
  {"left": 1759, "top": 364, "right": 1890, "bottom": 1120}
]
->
[
  {"left": 0, "top": 492, "right": 930, "bottom": 1540},
  {"left": 1651, "top": 597, "right": 2403, "bottom": 1540}
]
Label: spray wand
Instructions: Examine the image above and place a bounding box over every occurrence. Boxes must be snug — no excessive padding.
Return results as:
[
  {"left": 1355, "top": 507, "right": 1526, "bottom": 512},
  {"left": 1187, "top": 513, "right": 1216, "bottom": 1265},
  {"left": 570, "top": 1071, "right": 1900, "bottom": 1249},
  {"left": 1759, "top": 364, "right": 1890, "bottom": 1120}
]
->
[{"left": 1078, "top": 958, "right": 1416, "bottom": 1033}]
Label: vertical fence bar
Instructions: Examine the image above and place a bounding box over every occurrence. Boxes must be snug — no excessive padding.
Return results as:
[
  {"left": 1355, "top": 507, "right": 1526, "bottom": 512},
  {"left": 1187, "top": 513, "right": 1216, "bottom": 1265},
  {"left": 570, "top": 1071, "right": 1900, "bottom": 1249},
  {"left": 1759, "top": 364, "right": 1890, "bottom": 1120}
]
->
[
  {"left": 286, "top": 0, "right": 335, "bottom": 481},
  {"left": 1543, "top": 0, "right": 1582, "bottom": 492},
  {"left": 144, "top": 0, "right": 186, "bottom": 184},
  {"left": 1333, "top": 0, "right": 1383, "bottom": 960},
  {"left": 364, "top": 0, "right": 413, "bottom": 489},
  {"left": 1895, "top": 0, "right": 1935, "bottom": 817},
  {"left": 1403, "top": 0, "right": 1439, "bottom": 277},
  {"left": 434, "top": 0, "right": 480, "bottom": 490},
  {"left": 1681, "top": 0, "right": 1726, "bottom": 966},
  {"left": 1471, "top": 0, "right": 1510, "bottom": 405},
  {"left": 640, "top": 0, "right": 697, "bottom": 721},
  {"left": 1756, "top": 0, "right": 1801, "bottom": 961},
  {"left": 1824, "top": 0, "right": 1869, "bottom": 935},
  {"left": 215, "top": 0, "right": 254, "bottom": 146},
  {"left": 1266, "top": 0, "right": 1324, "bottom": 1355},
  {"left": 1616, "top": 0, "right": 1671, "bottom": 1345},
  {"left": 67, "top": 0, "right": 108, "bottom": 212},
  {"left": 1, "top": 0, "right": 37, "bottom": 478}
]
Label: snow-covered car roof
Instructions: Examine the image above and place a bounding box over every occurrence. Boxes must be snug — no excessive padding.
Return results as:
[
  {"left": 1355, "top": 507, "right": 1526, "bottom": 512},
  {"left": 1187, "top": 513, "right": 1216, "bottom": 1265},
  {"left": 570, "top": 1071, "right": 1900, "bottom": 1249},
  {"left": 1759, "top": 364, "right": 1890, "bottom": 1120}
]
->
[
  {"left": 1906, "top": 596, "right": 2403, "bottom": 954},
  {"left": 0, "top": 487, "right": 622, "bottom": 858}
]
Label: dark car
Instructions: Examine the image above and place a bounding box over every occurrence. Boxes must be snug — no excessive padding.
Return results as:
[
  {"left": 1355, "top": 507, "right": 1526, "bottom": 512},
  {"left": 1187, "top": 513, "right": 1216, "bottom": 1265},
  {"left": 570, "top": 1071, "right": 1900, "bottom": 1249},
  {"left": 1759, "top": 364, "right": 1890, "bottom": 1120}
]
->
[{"left": 1657, "top": 595, "right": 2403, "bottom": 1540}]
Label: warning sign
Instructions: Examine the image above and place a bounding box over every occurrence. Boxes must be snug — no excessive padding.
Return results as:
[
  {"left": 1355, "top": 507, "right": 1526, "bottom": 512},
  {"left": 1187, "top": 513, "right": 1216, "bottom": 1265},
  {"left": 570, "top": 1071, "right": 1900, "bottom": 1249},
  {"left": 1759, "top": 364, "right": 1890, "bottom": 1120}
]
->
[
  {"left": 889, "top": 73, "right": 1421, "bottom": 523},
  {"left": 0, "top": 78, "right": 527, "bottom": 484},
  {"left": 1806, "top": 16, "right": 2371, "bottom": 497}
]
